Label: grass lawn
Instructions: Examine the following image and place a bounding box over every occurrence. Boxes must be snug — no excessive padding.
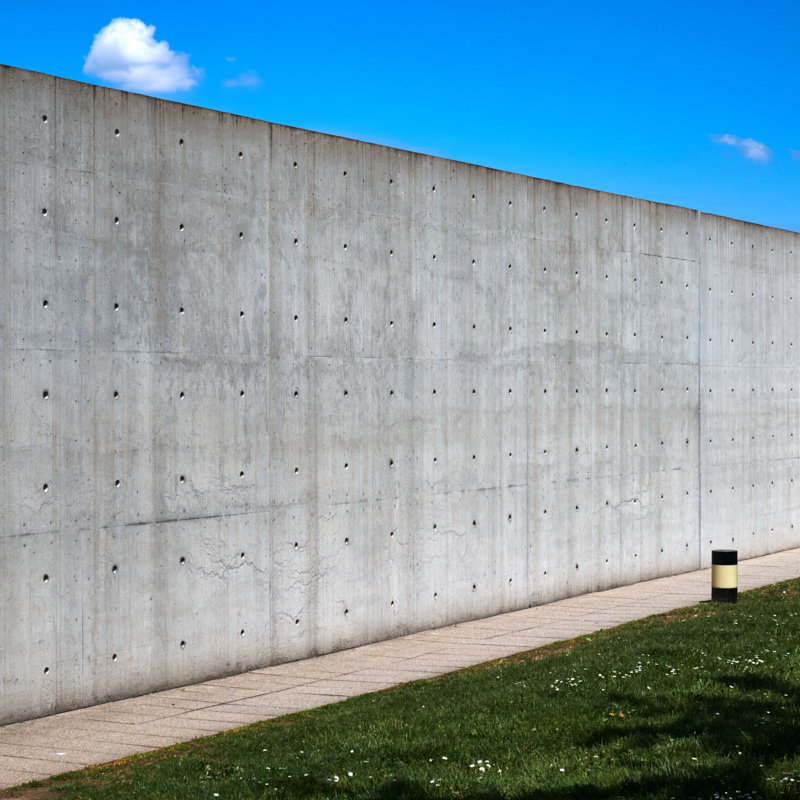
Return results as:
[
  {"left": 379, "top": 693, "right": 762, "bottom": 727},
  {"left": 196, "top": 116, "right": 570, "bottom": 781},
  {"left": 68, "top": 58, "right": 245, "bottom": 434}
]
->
[{"left": 6, "top": 578, "right": 800, "bottom": 800}]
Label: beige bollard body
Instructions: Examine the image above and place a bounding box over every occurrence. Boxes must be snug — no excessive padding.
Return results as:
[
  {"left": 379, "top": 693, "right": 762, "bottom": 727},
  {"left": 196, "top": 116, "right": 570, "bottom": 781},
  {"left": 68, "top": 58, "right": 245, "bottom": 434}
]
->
[{"left": 711, "top": 549, "right": 738, "bottom": 603}]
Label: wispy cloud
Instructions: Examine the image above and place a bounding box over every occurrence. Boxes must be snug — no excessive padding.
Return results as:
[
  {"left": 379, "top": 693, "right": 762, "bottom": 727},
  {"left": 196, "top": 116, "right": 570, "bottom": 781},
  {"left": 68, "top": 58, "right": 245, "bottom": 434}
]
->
[
  {"left": 791, "top": 148, "right": 800, "bottom": 161},
  {"left": 710, "top": 133, "right": 771, "bottom": 161},
  {"left": 224, "top": 70, "right": 262, "bottom": 89},
  {"left": 84, "top": 18, "right": 202, "bottom": 93}
]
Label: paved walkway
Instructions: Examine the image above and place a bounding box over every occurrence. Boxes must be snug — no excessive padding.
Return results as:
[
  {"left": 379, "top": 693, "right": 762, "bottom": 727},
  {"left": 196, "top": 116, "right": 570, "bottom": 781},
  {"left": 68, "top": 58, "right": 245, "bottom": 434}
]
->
[{"left": 2, "top": 548, "right": 800, "bottom": 791}]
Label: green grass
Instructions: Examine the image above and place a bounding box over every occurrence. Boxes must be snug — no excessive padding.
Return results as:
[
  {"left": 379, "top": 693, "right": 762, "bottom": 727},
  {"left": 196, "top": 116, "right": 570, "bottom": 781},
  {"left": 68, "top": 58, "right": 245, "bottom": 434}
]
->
[{"left": 12, "top": 579, "right": 800, "bottom": 800}]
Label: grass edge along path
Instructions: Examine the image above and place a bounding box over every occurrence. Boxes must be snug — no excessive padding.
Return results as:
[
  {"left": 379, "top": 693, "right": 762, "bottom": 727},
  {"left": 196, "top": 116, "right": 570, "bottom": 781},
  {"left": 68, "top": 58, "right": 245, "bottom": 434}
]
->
[{"left": 3, "top": 578, "right": 800, "bottom": 800}]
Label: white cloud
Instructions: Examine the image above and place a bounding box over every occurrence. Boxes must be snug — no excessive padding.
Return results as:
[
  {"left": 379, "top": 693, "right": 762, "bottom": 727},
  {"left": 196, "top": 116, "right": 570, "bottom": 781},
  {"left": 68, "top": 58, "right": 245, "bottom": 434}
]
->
[
  {"left": 224, "top": 70, "right": 262, "bottom": 89},
  {"left": 791, "top": 148, "right": 800, "bottom": 161},
  {"left": 84, "top": 18, "right": 202, "bottom": 93},
  {"left": 710, "top": 133, "right": 771, "bottom": 161}
]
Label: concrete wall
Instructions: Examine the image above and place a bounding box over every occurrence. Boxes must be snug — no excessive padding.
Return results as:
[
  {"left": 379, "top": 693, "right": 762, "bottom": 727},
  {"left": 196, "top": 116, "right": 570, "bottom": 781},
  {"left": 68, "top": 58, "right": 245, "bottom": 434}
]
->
[{"left": 2, "top": 64, "right": 799, "bottom": 724}]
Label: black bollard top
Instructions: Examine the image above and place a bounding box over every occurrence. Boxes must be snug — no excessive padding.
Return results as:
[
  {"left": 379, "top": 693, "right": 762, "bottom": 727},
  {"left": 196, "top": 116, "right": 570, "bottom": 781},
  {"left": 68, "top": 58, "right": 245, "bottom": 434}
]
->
[{"left": 712, "top": 549, "right": 737, "bottom": 565}]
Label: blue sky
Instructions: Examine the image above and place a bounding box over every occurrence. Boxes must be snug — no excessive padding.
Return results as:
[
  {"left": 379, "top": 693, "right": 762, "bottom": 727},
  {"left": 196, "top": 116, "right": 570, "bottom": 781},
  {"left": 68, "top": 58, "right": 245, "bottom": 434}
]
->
[{"left": 5, "top": 0, "right": 799, "bottom": 232}]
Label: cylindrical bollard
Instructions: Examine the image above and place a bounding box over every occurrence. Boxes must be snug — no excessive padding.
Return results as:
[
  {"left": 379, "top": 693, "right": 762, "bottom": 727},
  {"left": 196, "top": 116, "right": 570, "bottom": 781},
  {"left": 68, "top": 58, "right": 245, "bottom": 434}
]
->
[{"left": 711, "top": 549, "right": 738, "bottom": 603}]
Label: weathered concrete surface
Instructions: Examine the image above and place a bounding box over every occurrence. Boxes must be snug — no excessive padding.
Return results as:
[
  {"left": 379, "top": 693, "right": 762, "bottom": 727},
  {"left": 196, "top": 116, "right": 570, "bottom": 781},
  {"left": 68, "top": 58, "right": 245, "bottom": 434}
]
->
[{"left": 1, "top": 64, "right": 798, "bottom": 724}]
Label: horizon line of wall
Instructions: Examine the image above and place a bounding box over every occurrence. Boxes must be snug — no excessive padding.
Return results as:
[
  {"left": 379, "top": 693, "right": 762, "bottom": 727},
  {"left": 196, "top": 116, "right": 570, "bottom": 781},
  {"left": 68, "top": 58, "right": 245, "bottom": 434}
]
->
[{"left": 2, "top": 64, "right": 799, "bottom": 724}]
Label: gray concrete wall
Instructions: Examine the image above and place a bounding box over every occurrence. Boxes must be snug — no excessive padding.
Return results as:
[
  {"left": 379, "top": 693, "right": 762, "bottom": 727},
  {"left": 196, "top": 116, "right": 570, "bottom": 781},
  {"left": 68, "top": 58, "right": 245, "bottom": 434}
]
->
[{"left": 2, "top": 64, "right": 798, "bottom": 724}]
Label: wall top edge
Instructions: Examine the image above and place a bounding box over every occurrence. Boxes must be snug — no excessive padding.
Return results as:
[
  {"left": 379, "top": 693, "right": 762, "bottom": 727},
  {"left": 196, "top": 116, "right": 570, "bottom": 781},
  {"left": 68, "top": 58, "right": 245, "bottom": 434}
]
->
[{"left": 2, "top": 62, "right": 797, "bottom": 239}]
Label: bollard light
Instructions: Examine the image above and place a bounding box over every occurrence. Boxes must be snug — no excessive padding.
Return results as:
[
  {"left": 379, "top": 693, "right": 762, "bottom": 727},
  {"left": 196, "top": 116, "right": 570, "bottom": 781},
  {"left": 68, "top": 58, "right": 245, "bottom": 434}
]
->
[{"left": 711, "top": 549, "right": 738, "bottom": 603}]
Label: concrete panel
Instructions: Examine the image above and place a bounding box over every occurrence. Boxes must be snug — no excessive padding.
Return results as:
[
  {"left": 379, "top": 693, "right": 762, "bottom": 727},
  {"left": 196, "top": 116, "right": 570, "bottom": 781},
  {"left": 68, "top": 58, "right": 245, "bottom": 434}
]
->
[{"left": 2, "top": 65, "right": 799, "bottom": 723}]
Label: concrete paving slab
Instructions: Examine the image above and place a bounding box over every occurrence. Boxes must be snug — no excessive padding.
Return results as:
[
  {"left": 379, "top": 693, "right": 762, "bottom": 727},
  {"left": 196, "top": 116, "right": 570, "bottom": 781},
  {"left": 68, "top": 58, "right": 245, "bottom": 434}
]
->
[
  {"left": 423, "top": 627, "right": 507, "bottom": 641},
  {"left": 201, "top": 674, "right": 314, "bottom": 692},
  {"left": 491, "top": 626, "right": 587, "bottom": 640},
  {"left": 592, "top": 613, "right": 649, "bottom": 624},
  {"left": 449, "top": 618, "right": 538, "bottom": 632},
  {"left": 299, "top": 652, "right": 407, "bottom": 670},
  {"left": 429, "top": 648, "right": 500, "bottom": 663},
  {"left": 401, "top": 653, "right": 486, "bottom": 670},
  {"left": 288, "top": 674, "right": 420, "bottom": 692},
  {"left": 196, "top": 704, "right": 288, "bottom": 719},
  {"left": 137, "top": 718, "right": 240, "bottom": 736},
  {"left": 414, "top": 645, "right": 527, "bottom": 662},
  {"left": 220, "top": 704, "right": 287, "bottom": 719},
  {"left": 0, "top": 745, "right": 89, "bottom": 764},
  {"left": 121, "top": 723, "right": 220, "bottom": 742},
  {"left": 59, "top": 709, "right": 174, "bottom": 725},
  {"left": 647, "top": 595, "right": 710, "bottom": 606},
  {"left": 528, "top": 607, "right": 615, "bottom": 619},
  {"left": 346, "top": 666, "right": 448, "bottom": 682},
  {"left": 80, "top": 730, "right": 188, "bottom": 748},
  {"left": 38, "top": 719, "right": 157, "bottom": 736},
  {"left": 407, "top": 632, "right": 511, "bottom": 646},
  {"left": 1, "top": 547, "right": 798, "bottom": 791},
  {"left": 252, "top": 663, "right": 352, "bottom": 679},
  {"left": 28, "top": 722, "right": 125, "bottom": 740},
  {"left": 323, "top": 673, "right": 406, "bottom": 697},
  {"left": 178, "top": 709, "right": 277, "bottom": 725},
  {"left": 0, "top": 720, "right": 73, "bottom": 737},
  {"left": 120, "top": 696, "right": 217, "bottom": 712},
  {"left": 346, "top": 644, "right": 424, "bottom": 661},
  {"left": 0, "top": 728, "right": 70, "bottom": 745},
  {"left": 242, "top": 692, "right": 345, "bottom": 712},
  {"left": 484, "top": 633, "right": 563, "bottom": 648},
  {"left": 0, "top": 767, "right": 53, "bottom": 787},
  {"left": 0, "top": 739, "right": 147, "bottom": 763},
  {"left": 0, "top": 755, "right": 86, "bottom": 776},
  {"left": 156, "top": 686, "right": 265, "bottom": 703},
  {"left": 272, "top": 686, "right": 355, "bottom": 701},
  {"left": 506, "top": 613, "right": 591, "bottom": 626},
  {"left": 337, "top": 638, "right": 448, "bottom": 657},
  {"left": 225, "top": 697, "right": 334, "bottom": 714}
]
